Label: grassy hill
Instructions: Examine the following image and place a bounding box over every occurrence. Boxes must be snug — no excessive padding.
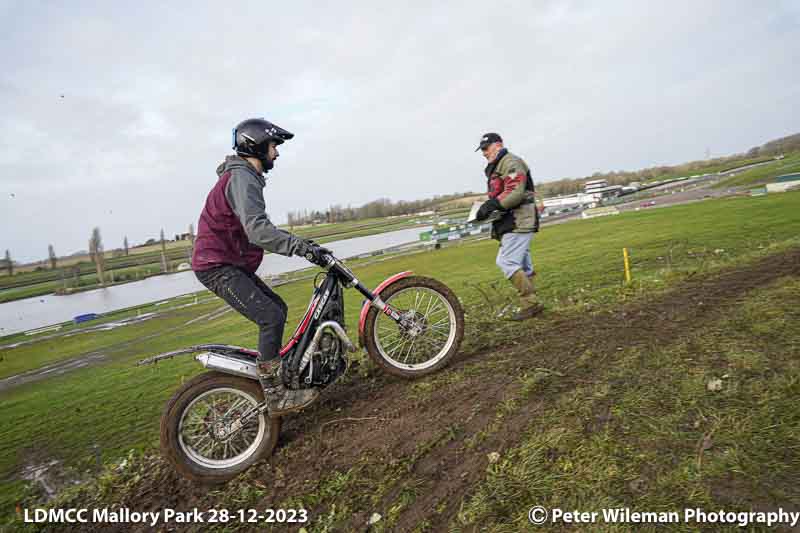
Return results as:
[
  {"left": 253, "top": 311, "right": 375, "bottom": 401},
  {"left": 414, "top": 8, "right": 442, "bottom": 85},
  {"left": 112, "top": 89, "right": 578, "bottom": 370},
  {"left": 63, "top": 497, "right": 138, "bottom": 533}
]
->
[{"left": 1, "top": 191, "right": 799, "bottom": 530}]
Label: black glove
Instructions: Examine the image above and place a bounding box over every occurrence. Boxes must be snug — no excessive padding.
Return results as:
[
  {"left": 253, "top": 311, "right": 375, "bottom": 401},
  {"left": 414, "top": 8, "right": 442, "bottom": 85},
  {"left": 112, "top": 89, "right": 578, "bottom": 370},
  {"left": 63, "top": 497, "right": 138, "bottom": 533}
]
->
[
  {"left": 475, "top": 198, "right": 502, "bottom": 221},
  {"left": 296, "top": 239, "right": 332, "bottom": 267}
]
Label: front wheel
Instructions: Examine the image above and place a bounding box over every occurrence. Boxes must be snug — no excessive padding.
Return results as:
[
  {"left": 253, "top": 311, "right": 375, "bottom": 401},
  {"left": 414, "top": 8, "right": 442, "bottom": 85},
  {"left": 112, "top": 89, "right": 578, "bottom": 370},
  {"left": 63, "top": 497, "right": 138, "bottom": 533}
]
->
[
  {"left": 160, "top": 371, "right": 281, "bottom": 484},
  {"left": 364, "top": 276, "right": 464, "bottom": 378}
]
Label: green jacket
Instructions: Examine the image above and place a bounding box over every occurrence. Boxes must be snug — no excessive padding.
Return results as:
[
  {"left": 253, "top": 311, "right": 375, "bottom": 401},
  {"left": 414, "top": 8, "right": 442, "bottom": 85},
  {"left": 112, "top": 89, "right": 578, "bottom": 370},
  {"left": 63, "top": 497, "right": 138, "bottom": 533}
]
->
[{"left": 486, "top": 150, "right": 539, "bottom": 238}]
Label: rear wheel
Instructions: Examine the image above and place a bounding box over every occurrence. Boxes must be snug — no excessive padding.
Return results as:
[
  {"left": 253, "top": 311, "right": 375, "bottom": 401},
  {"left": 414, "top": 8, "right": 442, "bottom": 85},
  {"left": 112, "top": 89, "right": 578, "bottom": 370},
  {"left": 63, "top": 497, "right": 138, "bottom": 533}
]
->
[
  {"left": 364, "top": 276, "right": 464, "bottom": 378},
  {"left": 160, "top": 371, "right": 281, "bottom": 484}
]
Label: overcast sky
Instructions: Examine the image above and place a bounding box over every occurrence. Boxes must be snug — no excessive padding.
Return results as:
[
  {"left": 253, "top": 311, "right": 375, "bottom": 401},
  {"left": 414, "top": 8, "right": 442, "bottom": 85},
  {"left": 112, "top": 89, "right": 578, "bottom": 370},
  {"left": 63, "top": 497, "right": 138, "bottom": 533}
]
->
[{"left": 1, "top": 0, "right": 798, "bottom": 262}]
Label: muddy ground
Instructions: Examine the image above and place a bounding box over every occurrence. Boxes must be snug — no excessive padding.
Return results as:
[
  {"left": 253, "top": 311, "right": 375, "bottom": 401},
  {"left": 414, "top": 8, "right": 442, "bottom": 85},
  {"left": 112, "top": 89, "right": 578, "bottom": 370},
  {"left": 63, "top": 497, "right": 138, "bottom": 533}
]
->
[{"left": 38, "top": 247, "right": 800, "bottom": 532}]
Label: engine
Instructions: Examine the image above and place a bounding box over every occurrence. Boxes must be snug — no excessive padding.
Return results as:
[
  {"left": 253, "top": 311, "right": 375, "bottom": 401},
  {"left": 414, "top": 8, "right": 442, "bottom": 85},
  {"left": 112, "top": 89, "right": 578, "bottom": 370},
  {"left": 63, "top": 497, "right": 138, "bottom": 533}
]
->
[
  {"left": 311, "top": 331, "right": 347, "bottom": 385},
  {"left": 301, "top": 330, "right": 347, "bottom": 387},
  {"left": 293, "top": 275, "right": 349, "bottom": 388}
]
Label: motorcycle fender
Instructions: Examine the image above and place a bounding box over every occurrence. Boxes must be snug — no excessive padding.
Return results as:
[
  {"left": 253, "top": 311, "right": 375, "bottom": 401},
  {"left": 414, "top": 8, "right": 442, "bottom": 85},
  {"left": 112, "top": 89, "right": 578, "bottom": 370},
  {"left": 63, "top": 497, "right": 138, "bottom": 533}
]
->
[{"left": 358, "top": 271, "right": 413, "bottom": 347}]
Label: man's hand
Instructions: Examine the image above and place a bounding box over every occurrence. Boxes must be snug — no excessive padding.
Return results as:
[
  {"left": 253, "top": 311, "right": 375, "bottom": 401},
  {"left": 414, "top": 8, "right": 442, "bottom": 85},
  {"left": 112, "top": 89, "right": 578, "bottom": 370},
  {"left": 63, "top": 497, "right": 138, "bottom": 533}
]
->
[
  {"left": 475, "top": 198, "right": 502, "bottom": 221},
  {"left": 296, "top": 239, "right": 332, "bottom": 267}
]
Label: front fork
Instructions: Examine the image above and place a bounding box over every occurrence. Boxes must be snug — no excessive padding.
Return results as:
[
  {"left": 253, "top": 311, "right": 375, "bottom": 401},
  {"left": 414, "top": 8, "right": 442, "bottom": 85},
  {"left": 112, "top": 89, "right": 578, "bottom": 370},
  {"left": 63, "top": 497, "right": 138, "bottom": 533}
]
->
[{"left": 370, "top": 296, "right": 404, "bottom": 323}]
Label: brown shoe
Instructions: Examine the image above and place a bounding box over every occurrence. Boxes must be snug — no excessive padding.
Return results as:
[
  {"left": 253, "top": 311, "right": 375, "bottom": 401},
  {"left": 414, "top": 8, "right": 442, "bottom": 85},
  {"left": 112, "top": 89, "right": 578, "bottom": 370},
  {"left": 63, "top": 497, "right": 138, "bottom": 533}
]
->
[
  {"left": 257, "top": 359, "right": 281, "bottom": 388},
  {"left": 256, "top": 359, "right": 320, "bottom": 416},
  {"left": 507, "top": 270, "right": 544, "bottom": 320}
]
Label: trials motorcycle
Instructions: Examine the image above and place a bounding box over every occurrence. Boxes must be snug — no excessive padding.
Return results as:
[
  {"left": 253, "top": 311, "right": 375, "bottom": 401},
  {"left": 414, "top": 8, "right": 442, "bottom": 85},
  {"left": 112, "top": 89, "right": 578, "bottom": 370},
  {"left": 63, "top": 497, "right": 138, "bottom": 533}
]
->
[{"left": 138, "top": 252, "right": 464, "bottom": 483}]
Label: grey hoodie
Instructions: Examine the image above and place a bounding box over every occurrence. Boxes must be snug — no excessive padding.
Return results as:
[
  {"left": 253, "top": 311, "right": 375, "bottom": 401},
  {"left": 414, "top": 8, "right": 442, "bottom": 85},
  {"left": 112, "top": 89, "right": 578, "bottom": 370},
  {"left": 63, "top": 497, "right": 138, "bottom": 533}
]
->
[{"left": 219, "top": 155, "right": 302, "bottom": 257}]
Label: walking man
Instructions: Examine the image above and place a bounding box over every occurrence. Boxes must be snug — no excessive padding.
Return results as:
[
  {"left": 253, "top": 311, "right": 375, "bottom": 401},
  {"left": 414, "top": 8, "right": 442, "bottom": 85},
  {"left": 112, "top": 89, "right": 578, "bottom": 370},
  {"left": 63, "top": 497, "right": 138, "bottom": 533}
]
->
[{"left": 473, "top": 132, "right": 544, "bottom": 320}]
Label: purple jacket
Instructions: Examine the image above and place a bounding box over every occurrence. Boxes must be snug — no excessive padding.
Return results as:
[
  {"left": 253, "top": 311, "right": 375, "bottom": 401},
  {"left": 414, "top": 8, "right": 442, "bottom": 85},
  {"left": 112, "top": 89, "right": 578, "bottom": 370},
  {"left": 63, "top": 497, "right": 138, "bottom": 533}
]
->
[{"left": 192, "top": 156, "right": 301, "bottom": 273}]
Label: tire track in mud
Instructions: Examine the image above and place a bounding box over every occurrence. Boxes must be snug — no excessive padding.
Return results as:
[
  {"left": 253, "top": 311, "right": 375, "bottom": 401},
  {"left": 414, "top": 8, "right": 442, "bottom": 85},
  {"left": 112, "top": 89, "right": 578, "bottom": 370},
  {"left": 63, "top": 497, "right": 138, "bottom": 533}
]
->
[
  {"left": 288, "top": 248, "right": 799, "bottom": 532},
  {"left": 51, "top": 248, "right": 800, "bottom": 532},
  {"left": 0, "top": 353, "right": 108, "bottom": 392},
  {"left": 0, "top": 311, "right": 202, "bottom": 394}
]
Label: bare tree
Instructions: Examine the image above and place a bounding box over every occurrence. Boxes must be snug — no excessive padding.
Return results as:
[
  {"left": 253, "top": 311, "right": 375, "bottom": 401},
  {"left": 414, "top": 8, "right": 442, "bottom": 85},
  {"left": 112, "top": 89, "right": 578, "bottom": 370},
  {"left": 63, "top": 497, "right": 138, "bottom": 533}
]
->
[
  {"left": 187, "top": 223, "right": 195, "bottom": 259},
  {"left": 160, "top": 228, "right": 168, "bottom": 272},
  {"left": 123, "top": 236, "right": 129, "bottom": 256},
  {"left": 89, "top": 227, "right": 106, "bottom": 286},
  {"left": 3, "top": 249, "right": 11, "bottom": 275},
  {"left": 48, "top": 244, "right": 57, "bottom": 269}
]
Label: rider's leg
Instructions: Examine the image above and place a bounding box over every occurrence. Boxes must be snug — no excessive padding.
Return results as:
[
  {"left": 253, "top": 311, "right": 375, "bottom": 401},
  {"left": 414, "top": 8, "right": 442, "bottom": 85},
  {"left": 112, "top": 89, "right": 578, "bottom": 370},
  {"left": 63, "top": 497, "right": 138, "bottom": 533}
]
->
[
  {"left": 196, "top": 265, "right": 286, "bottom": 361},
  {"left": 195, "top": 266, "right": 319, "bottom": 415},
  {"left": 243, "top": 271, "right": 288, "bottom": 366},
  {"left": 243, "top": 271, "right": 321, "bottom": 416}
]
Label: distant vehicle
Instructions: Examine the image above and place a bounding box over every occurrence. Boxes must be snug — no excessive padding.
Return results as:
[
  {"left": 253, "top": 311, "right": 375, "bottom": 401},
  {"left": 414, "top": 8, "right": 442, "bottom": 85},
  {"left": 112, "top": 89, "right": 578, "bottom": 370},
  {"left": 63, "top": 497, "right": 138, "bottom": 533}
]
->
[{"left": 640, "top": 201, "right": 656, "bottom": 207}]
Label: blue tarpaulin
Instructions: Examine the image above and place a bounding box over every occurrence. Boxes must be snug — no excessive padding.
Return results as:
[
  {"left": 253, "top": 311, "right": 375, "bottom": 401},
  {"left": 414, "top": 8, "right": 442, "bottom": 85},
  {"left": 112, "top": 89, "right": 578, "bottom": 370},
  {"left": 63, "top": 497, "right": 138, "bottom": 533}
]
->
[{"left": 73, "top": 313, "right": 99, "bottom": 324}]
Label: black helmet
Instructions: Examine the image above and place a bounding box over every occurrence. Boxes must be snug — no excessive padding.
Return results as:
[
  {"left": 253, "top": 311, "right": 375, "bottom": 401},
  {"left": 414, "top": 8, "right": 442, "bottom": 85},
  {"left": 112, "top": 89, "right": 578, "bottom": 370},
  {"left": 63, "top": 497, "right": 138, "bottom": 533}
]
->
[{"left": 232, "top": 118, "right": 294, "bottom": 170}]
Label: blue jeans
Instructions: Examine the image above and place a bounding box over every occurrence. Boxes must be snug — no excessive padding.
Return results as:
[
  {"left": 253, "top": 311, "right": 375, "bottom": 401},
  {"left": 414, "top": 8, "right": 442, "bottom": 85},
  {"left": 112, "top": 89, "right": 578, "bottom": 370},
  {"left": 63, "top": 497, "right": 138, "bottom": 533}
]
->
[{"left": 495, "top": 232, "right": 535, "bottom": 279}]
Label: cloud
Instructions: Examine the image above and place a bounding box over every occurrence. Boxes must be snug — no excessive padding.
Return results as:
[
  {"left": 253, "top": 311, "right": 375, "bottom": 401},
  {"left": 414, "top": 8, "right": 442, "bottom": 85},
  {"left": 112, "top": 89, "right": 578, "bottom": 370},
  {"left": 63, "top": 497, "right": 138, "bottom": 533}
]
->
[{"left": 0, "top": 0, "right": 798, "bottom": 262}]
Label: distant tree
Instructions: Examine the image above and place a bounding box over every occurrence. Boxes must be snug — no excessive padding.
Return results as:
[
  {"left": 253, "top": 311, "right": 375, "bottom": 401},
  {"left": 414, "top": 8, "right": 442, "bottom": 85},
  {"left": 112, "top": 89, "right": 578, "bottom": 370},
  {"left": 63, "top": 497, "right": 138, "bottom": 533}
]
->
[
  {"left": 760, "top": 132, "right": 800, "bottom": 155},
  {"left": 88, "top": 227, "right": 106, "bottom": 286},
  {"left": 187, "top": 223, "right": 196, "bottom": 259},
  {"left": 123, "top": 236, "right": 129, "bottom": 256},
  {"left": 3, "top": 249, "right": 11, "bottom": 275},
  {"left": 160, "top": 228, "right": 168, "bottom": 272},
  {"left": 48, "top": 244, "right": 57, "bottom": 269}
]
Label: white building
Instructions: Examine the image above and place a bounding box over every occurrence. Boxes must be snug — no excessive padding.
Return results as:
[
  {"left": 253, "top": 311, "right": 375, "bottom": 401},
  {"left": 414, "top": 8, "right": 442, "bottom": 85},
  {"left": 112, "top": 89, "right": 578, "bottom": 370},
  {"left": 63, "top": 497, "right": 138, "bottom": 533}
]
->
[
  {"left": 584, "top": 179, "right": 608, "bottom": 193},
  {"left": 542, "top": 193, "right": 597, "bottom": 210}
]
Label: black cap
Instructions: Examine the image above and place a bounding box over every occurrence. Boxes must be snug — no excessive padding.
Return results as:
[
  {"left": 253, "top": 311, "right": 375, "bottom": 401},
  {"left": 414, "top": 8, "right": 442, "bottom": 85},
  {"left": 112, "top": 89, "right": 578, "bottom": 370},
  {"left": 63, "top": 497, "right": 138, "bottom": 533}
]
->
[{"left": 475, "top": 132, "right": 503, "bottom": 151}]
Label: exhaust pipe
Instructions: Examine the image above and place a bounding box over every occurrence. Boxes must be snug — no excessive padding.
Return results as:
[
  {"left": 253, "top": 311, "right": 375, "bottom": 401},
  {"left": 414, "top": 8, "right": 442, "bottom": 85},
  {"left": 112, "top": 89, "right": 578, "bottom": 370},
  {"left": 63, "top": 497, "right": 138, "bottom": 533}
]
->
[
  {"left": 196, "top": 352, "right": 258, "bottom": 380},
  {"left": 298, "top": 321, "right": 356, "bottom": 376}
]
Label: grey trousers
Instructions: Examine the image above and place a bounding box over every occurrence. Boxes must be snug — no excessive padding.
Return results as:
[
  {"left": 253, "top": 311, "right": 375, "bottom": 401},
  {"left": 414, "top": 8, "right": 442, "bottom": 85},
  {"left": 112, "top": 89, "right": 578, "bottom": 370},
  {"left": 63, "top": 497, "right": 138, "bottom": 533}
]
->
[{"left": 195, "top": 265, "right": 288, "bottom": 361}]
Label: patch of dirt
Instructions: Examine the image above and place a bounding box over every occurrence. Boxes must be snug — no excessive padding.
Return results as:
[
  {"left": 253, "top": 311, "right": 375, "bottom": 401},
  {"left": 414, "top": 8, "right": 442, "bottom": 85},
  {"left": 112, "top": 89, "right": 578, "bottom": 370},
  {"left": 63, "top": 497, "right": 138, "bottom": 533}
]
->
[
  {"left": 44, "top": 248, "right": 800, "bottom": 532},
  {"left": 710, "top": 475, "right": 800, "bottom": 533}
]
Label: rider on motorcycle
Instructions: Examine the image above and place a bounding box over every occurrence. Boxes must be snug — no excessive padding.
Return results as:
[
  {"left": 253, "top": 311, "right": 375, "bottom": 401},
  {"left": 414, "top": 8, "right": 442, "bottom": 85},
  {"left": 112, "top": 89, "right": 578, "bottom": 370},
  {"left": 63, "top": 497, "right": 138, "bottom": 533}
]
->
[{"left": 192, "top": 118, "right": 330, "bottom": 416}]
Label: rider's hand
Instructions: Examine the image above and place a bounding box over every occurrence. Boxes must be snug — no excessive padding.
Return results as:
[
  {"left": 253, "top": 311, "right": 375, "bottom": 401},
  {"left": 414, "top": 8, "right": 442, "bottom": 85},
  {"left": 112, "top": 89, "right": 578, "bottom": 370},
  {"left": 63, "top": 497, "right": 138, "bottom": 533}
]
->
[
  {"left": 475, "top": 198, "right": 502, "bottom": 221},
  {"left": 296, "top": 239, "right": 332, "bottom": 267},
  {"left": 308, "top": 244, "right": 333, "bottom": 267}
]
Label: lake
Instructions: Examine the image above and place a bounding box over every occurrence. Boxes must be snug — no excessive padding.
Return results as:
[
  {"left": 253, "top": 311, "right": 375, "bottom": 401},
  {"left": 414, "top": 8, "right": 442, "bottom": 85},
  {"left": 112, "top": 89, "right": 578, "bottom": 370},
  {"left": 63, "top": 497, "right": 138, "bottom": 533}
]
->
[{"left": 0, "top": 227, "right": 430, "bottom": 336}]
